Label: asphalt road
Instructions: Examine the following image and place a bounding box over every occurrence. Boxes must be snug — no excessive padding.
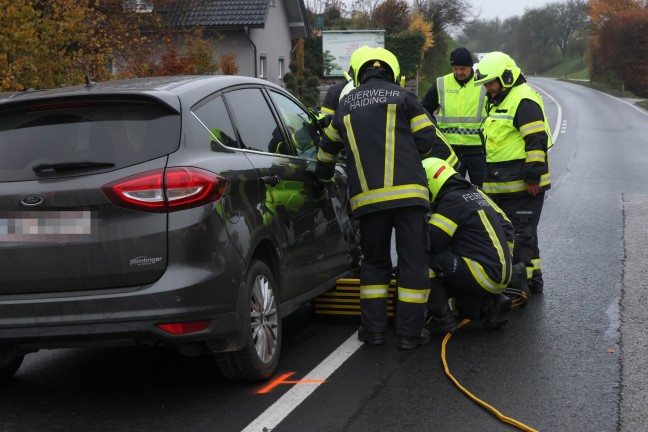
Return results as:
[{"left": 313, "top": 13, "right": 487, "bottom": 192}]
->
[{"left": 2, "top": 78, "right": 648, "bottom": 432}]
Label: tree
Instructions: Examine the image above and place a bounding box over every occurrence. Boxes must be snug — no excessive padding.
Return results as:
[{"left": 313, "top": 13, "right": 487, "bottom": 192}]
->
[
  {"left": 457, "top": 18, "right": 507, "bottom": 53},
  {"left": 549, "top": 0, "right": 589, "bottom": 58},
  {"left": 509, "top": 9, "right": 561, "bottom": 74},
  {"left": 0, "top": 0, "right": 172, "bottom": 91},
  {"left": 373, "top": 0, "right": 410, "bottom": 33},
  {"left": 598, "top": 9, "right": 648, "bottom": 96},
  {"left": 411, "top": 0, "right": 475, "bottom": 82},
  {"left": 588, "top": 0, "right": 644, "bottom": 30},
  {"left": 588, "top": 0, "right": 644, "bottom": 83}
]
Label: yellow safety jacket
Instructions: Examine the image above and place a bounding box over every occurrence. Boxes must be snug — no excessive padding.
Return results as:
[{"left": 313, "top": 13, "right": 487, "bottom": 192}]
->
[
  {"left": 482, "top": 83, "right": 552, "bottom": 197},
  {"left": 436, "top": 74, "right": 487, "bottom": 146}
]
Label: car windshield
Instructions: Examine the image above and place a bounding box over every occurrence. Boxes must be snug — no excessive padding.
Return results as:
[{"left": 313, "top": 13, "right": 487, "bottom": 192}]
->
[{"left": 0, "top": 99, "right": 180, "bottom": 181}]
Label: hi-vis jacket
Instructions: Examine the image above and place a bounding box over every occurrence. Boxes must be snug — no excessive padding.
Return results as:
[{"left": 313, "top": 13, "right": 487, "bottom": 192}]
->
[
  {"left": 316, "top": 77, "right": 457, "bottom": 218},
  {"left": 482, "top": 82, "right": 552, "bottom": 197},
  {"left": 435, "top": 73, "right": 487, "bottom": 147},
  {"left": 429, "top": 184, "right": 515, "bottom": 293}
]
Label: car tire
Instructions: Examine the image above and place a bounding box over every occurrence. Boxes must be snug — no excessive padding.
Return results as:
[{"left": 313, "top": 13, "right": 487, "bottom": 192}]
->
[
  {"left": 216, "top": 260, "right": 282, "bottom": 381},
  {"left": 0, "top": 351, "right": 24, "bottom": 381}
]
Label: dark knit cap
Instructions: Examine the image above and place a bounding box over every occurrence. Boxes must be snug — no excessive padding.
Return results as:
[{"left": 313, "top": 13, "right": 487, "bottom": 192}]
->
[{"left": 450, "top": 47, "right": 474, "bottom": 67}]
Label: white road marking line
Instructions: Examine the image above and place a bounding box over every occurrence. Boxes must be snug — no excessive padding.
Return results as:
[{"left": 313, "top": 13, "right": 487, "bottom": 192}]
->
[
  {"left": 595, "top": 90, "right": 648, "bottom": 117},
  {"left": 532, "top": 83, "right": 562, "bottom": 145},
  {"left": 242, "top": 331, "right": 364, "bottom": 432}
]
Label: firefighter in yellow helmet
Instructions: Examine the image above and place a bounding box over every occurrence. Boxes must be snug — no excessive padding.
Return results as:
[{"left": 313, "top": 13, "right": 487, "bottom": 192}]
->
[
  {"left": 422, "top": 157, "right": 515, "bottom": 332},
  {"left": 474, "top": 51, "right": 552, "bottom": 299},
  {"left": 316, "top": 47, "right": 447, "bottom": 349}
]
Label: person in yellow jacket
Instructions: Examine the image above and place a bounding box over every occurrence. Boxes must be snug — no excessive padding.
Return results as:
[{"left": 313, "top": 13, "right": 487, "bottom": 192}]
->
[
  {"left": 474, "top": 51, "right": 552, "bottom": 296},
  {"left": 316, "top": 47, "right": 452, "bottom": 350},
  {"left": 422, "top": 47, "right": 487, "bottom": 186}
]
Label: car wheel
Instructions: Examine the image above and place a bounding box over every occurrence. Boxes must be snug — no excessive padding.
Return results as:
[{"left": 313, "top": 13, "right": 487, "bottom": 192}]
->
[
  {"left": 0, "top": 350, "right": 24, "bottom": 381},
  {"left": 216, "top": 260, "right": 282, "bottom": 381}
]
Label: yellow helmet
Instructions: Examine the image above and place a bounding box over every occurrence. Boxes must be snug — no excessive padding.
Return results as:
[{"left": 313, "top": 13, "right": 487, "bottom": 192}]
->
[
  {"left": 354, "top": 47, "right": 400, "bottom": 86},
  {"left": 422, "top": 157, "right": 457, "bottom": 202},
  {"left": 473, "top": 51, "right": 521, "bottom": 89},
  {"left": 349, "top": 45, "right": 371, "bottom": 73}
]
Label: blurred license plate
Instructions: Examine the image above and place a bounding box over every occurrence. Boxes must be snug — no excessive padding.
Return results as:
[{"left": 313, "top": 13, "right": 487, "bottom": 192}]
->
[{"left": 0, "top": 210, "right": 94, "bottom": 242}]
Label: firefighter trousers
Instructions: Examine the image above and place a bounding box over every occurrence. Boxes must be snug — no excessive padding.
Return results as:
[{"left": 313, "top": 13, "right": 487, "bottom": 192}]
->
[
  {"left": 493, "top": 192, "right": 545, "bottom": 291},
  {"left": 359, "top": 206, "right": 429, "bottom": 338},
  {"left": 427, "top": 250, "right": 499, "bottom": 320}
]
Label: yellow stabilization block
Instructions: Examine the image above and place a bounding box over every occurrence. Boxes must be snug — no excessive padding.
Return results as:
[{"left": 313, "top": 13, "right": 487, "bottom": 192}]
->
[{"left": 314, "top": 278, "right": 398, "bottom": 317}]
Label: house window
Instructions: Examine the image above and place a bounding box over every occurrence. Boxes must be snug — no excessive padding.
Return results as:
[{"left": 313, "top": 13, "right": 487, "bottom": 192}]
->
[
  {"left": 278, "top": 58, "right": 285, "bottom": 81},
  {"left": 259, "top": 55, "right": 267, "bottom": 79}
]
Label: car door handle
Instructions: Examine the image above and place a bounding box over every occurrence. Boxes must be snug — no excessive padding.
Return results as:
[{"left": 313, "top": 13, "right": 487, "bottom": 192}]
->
[{"left": 261, "top": 175, "right": 280, "bottom": 186}]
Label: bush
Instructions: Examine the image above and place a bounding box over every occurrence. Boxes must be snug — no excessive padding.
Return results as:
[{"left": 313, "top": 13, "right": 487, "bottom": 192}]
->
[{"left": 598, "top": 10, "right": 648, "bottom": 97}]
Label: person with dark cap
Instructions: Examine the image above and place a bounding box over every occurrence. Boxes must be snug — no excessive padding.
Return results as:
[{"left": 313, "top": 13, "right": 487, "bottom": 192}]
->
[
  {"left": 316, "top": 47, "right": 453, "bottom": 350},
  {"left": 422, "top": 47, "right": 487, "bottom": 187}
]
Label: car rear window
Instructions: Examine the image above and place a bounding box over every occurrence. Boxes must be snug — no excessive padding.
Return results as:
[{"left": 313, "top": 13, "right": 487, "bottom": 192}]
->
[{"left": 0, "top": 98, "right": 180, "bottom": 181}]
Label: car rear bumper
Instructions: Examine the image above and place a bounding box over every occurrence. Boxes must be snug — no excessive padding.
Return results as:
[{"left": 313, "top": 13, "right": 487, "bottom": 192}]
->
[{"left": 0, "top": 263, "right": 248, "bottom": 354}]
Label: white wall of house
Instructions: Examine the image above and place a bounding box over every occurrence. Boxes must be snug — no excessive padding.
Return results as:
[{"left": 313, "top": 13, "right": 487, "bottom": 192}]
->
[
  {"left": 205, "top": 0, "right": 296, "bottom": 86},
  {"left": 211, "top": 31, "right": 254, "bottom": 79},
  {"left": 251, "top": 0, "right": 293, "bottom": 86}
]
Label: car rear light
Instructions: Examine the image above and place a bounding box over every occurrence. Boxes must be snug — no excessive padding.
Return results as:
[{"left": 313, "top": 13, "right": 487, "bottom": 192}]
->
[
  {"left": 102, "top": 167, "right": 228, "bottom": 212},
  {"left": 156, "top": 321, "right": 210, "bottom": 335}
]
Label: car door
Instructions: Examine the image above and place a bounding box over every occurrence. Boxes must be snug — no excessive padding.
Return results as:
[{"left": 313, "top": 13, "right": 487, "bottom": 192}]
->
[
  {"left": 264, "top": 88, "right": 356, "bottom": 279},
  {"left": 219, "top": 86, "right": 351, "bottom": 301}
]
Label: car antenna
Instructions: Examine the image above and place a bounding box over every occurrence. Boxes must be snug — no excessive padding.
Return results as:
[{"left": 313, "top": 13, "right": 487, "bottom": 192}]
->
[{"left": 85, "top": 75, "right": 97, "bottom": 88}]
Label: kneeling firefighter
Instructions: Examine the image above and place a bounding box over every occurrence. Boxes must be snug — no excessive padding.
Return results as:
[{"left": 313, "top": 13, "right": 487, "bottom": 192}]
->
[{"left": 423, "top": 157, "right": 515, "bottom": 332}]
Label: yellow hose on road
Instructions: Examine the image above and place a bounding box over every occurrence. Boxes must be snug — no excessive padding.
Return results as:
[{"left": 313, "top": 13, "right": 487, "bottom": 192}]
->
[{"left": 441, "top": 318, "right": 539, "bottom": 432}]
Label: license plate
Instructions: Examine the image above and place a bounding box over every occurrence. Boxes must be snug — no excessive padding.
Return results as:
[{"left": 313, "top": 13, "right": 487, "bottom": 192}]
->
[{"left": 0, "top": 210, "right": 95, "bottom": 242}]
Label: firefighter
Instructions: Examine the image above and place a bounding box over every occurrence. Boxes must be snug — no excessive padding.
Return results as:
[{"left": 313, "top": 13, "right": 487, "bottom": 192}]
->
[
  {"left": 319, "top": 45, "right": 371, "bottom": 126},
  {"left": 422, "top": 47, "right": 487, "bottom": 187},
  {"left": 473, "top": 51, "right": 552, "bottom": 296},
  {"left": 316, "top": 47, "right": 449, "bottom": 350},
  {"left": 422, "top": 158, "right": 514, "bottom": 333}
]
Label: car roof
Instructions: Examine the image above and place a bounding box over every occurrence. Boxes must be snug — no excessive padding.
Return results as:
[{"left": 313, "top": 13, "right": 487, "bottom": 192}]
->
[{"left": 0, "top": 75, "right": 287, "bottom": 111}]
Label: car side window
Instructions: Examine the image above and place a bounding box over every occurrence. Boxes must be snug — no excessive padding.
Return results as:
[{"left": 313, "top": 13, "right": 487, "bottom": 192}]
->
[
  {"left": 268, "top": 91, "right": 320, "bottom": 160},
  {"left": 192, "top": 95, "right": 240, "bottom": 150},
  {"left": 223, "top": 88, "right": 290, "bottom": 155}
]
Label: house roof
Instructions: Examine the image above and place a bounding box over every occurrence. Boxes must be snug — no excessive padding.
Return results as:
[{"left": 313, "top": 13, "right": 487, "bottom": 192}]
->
[
  {"left": 166, "top": 0, "right": 270, "bottom": 27},
  {"left": 164, "top": 0, "right": 310, "bottom": 38}
]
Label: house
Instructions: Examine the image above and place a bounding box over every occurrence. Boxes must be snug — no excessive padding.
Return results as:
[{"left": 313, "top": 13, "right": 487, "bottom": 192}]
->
[{"left": 165, "top": 0, "right": 310, "bottom": 86}]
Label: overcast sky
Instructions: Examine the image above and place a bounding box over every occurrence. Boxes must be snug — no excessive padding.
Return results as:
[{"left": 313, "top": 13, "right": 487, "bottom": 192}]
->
[{"left": 465, "top": 0, "right": 552, "bottom": 21}]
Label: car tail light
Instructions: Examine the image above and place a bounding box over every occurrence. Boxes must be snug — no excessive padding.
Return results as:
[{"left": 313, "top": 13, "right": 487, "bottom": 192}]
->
[
  {"left": 102, "top": 167, "right": 228, "bottom": 212},
  {"left": 156, "top": 321, "right": 210, "bottom": 334}
]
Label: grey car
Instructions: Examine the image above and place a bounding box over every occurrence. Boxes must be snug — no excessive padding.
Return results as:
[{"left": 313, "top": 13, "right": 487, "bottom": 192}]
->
[{"left": 0, "top": 75, "right": 359, "bottom": 381}]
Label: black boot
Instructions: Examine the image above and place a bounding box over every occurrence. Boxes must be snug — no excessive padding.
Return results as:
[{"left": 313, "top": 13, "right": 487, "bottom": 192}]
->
[
  {"left": 398, "top": 328, "right": 430, "bottom": 350},
  {"left": 480, "top": 294, "right": 512, "bottom": 330},
  {"left": 506, "top": 262, "right": 530, "bottom": 307},
  {"left": 357, "top": 326, "right": 385, "bottom": 346},
  {"left": 424, "top": 305, "right": 458, "bottom": 335}
]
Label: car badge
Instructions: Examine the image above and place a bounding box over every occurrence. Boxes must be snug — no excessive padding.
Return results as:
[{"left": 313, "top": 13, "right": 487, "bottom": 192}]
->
[{"left": 20, "top": 194, "right": 44, "bottom": 206}]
